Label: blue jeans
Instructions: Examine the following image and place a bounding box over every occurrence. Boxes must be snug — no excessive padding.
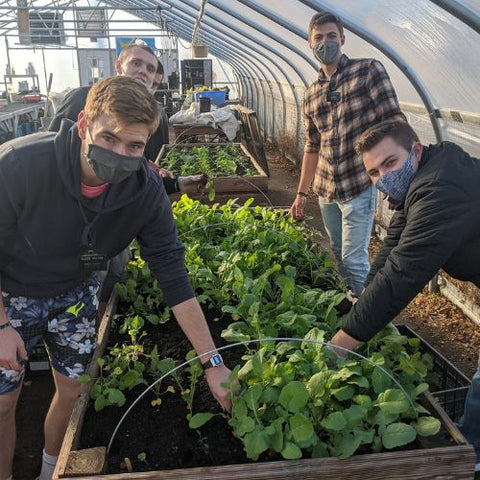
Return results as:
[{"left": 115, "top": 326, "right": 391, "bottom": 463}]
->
[
  {"left": 458, "top": 355, "right": 480, "bottom": 462},
  {"left": 318, "top": 185, "right": 376, "bottom": 296}
]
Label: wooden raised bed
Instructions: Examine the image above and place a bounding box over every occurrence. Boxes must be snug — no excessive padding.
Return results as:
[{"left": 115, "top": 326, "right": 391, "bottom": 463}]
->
[
  {"left": 53, "top": 293, "right": 476, "bottom": 480},
  {"left": 155, "top": 143, "right": 268, "bottom": 204}
]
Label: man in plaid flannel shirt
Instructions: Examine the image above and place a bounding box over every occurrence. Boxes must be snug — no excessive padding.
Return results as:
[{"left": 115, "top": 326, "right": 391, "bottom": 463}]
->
[{"left": 290, "top": 11, "right": 406, "bottom": 296}]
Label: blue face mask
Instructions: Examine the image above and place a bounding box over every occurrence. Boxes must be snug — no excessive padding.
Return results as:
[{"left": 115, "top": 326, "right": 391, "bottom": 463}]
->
[{"left": 376, "top": 145, "right": 417, "bottom": 204}]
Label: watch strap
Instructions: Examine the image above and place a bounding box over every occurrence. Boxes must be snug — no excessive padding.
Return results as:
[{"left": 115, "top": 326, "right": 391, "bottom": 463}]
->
[{"left": 202, "top": 353, "right": 223, "bottom": 370}]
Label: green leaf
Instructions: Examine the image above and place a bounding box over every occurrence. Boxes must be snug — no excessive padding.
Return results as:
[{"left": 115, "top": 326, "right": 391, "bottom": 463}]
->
[
  {"left": 265, "top": 418, "right": 284, "bottom": 452},
  {"left": 94, "top": 395, "right": 107, "bottom": 412},
  {"left": 307, "top": 372, "right": 327, "bottom": 398},
  {"left": 382, "top": 422, "right": 417, "bottom": 449},
  {"left": 106, "top": 388, "right": 126, "bottom": 407},
  {"left": 189, "top": 412, "right": 215, "bottom": 429},
  {"left": 244, "top": 384, "right": 263, "bottom": 411},
  {"left": 120, "top": 369, "right": 141, "bottom": 389},
  {"left": 353, "top": 394, "right": 373, "bottom": 408},
  {"left": 321, "top": 411, "right": 347, "bottom": 431},
  {"left": 376, "top": 389, "right": 410, "bottom": 414},
  {"left": 281, "top": 441, "right": 303, "bottom": 459},
  {"left": 372, "top": 367, "right": 392, "bottom": 394},
  {"left": 236, "top": 416, "right": 256, "bottom": 436},
  {"left": 413, "top": 416, "right": 441, "bottom": 437},
  {"left": 334, "top": 432, "right": 362, "bottom": 458},
  {"left": 343, "top": 405, "right": 366, "bottom": 428},
  {"left": 244, "top": 427, "right": 270, "bottom": 460},
  {"left": 411, "top": 382, "right": 429, "bottom": 398},
  {"left": 331, "top": 385, "right": 355, "bottom": 401},
  {"left": 348, "top": 376, "right": 370, "bottom": 388},
  {"left": 77, "top": 374, "right": 91, "bottom": 384},
  {"left": 279, "top": 381, "right": 309, "bottom": 413},
  {"left": 260, "top": 386, "right": 280, "bottom": 404},
  {"left": 290, "top": 413, "right": 314, "bottom": 443},
  {"left": 374, "top": 409, "right": 399, "bottom": 426}
]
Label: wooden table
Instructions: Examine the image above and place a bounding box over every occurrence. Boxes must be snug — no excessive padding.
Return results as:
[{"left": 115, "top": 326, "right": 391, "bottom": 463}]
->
[{"left": 0, "top": 101, "right": 45, "bottom": 141}]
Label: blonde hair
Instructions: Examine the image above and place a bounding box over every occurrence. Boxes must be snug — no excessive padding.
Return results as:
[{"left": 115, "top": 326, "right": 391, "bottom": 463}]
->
[{"left": 85, "top": 76, "right": 160, "bottom": 136}]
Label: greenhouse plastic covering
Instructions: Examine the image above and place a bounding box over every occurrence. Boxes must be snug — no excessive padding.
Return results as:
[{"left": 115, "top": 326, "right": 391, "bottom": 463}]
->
[{"left": 1, "top": 0, "right": 479, "bottom": 155}]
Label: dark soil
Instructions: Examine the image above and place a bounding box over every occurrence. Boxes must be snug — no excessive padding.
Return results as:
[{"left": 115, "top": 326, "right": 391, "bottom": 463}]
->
[
  {"left": 79, "top": 304, "right": 461, "bottom": 475},
  {"left": 81, "top": 308, "right": 261, "bottom": 473},
  {"left": 12, "top": 148, "right": 480, "bottom": 479}
]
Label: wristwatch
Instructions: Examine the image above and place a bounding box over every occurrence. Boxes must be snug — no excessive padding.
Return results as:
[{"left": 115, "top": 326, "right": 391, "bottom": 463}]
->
[{"left": 202, "top": 353, "right": 224, "bottom": 370}]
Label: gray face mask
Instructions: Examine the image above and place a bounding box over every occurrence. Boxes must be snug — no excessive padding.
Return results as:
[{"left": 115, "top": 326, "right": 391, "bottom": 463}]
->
[
  {"left": 313, "top": 41, "right": 340, "bottom": 65},
  {"left": 376, "top": 145, "right": 417, "bottom": 205},
  {"left": 86, "top": 144, "right": 143, "bottom": 184}
]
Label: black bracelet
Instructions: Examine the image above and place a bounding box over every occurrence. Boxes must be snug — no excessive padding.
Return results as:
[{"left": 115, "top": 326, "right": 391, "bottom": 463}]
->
[
  {"left": 297, "top": 191, "right": 308, "bottom": 198},
  {"left": 0, "top": 321, "right": 12, "bottom": 331}
]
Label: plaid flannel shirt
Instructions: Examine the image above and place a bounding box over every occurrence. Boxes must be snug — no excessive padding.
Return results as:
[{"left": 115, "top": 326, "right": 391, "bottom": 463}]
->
[{"left": 304, "top": 55, "right": 406, "bottom": 202}]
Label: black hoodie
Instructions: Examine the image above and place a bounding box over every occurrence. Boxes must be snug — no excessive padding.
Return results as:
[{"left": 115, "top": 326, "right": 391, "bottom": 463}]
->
[{"left": 0, "top": 120, "right": 193, "bottom": 305}]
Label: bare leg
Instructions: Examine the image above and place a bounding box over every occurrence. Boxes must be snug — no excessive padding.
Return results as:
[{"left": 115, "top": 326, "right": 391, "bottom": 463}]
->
[
  {"left": 0, "top": 387, "right": 22, "bottom": 480},
  {"left": 44, "top": 369, "right": 81, "bottom": 456}
]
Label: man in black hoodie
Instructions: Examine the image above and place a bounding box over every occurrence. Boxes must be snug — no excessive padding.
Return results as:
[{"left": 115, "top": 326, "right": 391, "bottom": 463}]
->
[
  {"left": 48, "top": 42, "right": 205, "bottom": 195},
  {"left": 0, "top": 76, "right": 231, "bottom": 480},
  {"left": 329, "top": 119, "right": 480, "bottom": 472}
]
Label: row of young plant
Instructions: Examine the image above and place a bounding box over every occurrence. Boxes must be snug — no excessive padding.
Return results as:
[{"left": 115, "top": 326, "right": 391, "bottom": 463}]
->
[
  {"left": 162, "top": 144, "right": 258, "bottom": 178},
  {"left": 84, "top": 196, "right": 441, "bottom": 462}
]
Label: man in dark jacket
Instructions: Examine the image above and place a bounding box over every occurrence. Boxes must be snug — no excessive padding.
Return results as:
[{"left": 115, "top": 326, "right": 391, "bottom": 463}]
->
[
  {"left": 329, "top": 119, "right": 480, "bottom": 471},
  {"left": 0, "top": 76, "right": 231, "bottom": 480},
  {"left": 48, "top": 43, "right": 204, "bottom": 195}
]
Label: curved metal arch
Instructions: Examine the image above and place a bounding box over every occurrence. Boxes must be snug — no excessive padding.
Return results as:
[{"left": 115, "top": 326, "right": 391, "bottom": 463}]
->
[
  {"left": 163, "top": 0, "right": 305, "bottom": 140},
  {"left": 161, "top": 1, "right": 291, "bottom": 138},
  {"left": 429, "top": 0, "right": 480, "bottom": 35},
  {"left": 164, "top": 13, "right": 272, "bottom": 135},
  {"left": 166, "top": 12, "right": 288, "bottom": 139},
  {"left": 298, "top": 0, "right": 443, "bottom": 141},
  {"left": 165, "top": 14, "right": 257, "bottom": 108},
  {"left": 207, "top": 0, "right": 317, "bottom": 72},
  {"left": 168, "top": 18, "right": 261, "bottom": 113}
]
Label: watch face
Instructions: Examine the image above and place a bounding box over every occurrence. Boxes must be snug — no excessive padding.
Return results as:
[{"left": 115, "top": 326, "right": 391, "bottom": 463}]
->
[{"left": 211, "top": 354, "right": 223, "bottom": 366}]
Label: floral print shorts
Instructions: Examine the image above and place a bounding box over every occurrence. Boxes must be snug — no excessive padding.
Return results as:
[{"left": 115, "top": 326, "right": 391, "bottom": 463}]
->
[{"left": 0, "top": 275, "right": 101, "bottom": 394}]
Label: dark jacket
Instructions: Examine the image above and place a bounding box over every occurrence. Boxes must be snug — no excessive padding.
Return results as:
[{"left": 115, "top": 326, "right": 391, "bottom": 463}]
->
[
  {"left": 48, "top": 86, "right": 177, "bottom": 192},
  {"left": 0, "top": 120, "right": 193, "bottom": 306},
  {"left": 344, "top": 142, "right": 480, "bottom": 341}
]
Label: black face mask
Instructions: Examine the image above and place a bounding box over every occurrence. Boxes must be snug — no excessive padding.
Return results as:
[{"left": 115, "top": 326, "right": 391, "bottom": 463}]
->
[{"left": 86, "top": 144, "right": 143, "bottom": 184}]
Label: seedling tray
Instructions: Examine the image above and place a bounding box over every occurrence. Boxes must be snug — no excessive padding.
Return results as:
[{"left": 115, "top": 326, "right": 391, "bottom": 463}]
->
[{"left": 156, "top": 143, "right": 268, "bottom": 199}]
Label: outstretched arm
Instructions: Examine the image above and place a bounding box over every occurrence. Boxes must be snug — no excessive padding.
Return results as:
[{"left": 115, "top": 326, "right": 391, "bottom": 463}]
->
[{"left": 171, "top": 297, "right": 232, "bottom": 412}]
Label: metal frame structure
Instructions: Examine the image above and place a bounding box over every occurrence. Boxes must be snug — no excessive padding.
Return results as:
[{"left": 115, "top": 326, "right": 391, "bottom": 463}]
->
[{"left": 1, "top": 0, "right": 480, "bottom": 147}]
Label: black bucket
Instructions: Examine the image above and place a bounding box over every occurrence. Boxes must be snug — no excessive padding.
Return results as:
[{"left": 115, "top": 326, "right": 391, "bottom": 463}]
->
[{"left": 199, "top": 96, "right": 211, "bottom": 113}]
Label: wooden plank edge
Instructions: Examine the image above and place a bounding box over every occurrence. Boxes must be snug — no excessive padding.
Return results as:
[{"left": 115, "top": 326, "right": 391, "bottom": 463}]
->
[
  {"left": 438, "top": 274, "right": 480, "bottom": 328},
  {"left": 53, "top": 445, "right": 476, "bottom": 480},
  {"left": 423, "top": 390, "right": 471, "bottom": 446},
  {"left": 64, "top": 447, "right": 107, "bottom": 477},
  {"left": 54, "top": 291, "right": 118, "bottom": 479}
]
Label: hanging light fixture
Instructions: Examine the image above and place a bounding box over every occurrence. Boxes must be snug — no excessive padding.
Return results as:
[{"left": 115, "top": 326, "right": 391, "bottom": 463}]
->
[{"left": 191, "top": 0, "right": 209, "bottom": 58}]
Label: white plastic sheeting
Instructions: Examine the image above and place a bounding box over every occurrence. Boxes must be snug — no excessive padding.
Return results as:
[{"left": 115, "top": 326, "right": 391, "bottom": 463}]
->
[
  {"left": 114, "top": 0, "right": 480, "bottom": 155},
  {"left": 2, "top": 0, "right": 479, "bottom": 155}
]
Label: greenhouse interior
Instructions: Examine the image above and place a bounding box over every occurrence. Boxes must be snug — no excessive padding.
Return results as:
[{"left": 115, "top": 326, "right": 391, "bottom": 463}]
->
[{"left": 0, "top": 1, "right": 479, "bottom": 479}]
